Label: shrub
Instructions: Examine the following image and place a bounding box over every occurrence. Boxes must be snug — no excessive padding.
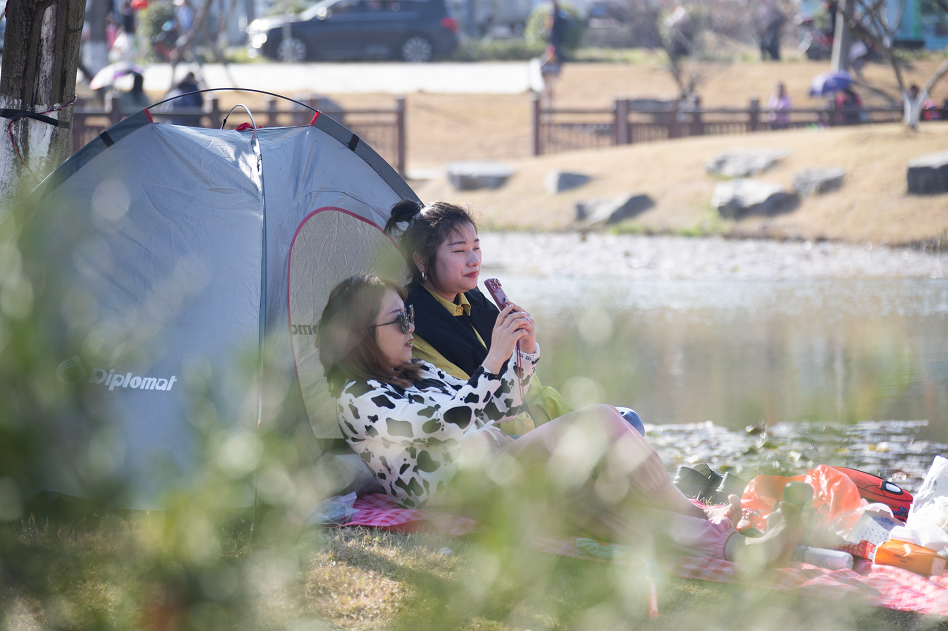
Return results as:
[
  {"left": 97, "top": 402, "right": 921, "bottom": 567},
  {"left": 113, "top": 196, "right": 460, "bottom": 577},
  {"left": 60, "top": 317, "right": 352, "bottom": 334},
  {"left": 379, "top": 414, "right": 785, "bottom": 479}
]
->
[
  {"left": 138, "top": 1, "right": 175, "bottom": 59},
  {"left": 449, "top": 38, "right": 545, "bottom": 61}
]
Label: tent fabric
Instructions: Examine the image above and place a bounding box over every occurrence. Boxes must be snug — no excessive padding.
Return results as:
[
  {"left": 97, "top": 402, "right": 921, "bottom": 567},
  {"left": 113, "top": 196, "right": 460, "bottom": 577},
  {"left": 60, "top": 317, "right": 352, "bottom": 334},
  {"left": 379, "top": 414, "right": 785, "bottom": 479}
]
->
[
  {"left": 31, "top": 109, "right": 419, "bottom": 508},
  {"left": 287, "top": 208, "right": 406, "bottom": 436}
]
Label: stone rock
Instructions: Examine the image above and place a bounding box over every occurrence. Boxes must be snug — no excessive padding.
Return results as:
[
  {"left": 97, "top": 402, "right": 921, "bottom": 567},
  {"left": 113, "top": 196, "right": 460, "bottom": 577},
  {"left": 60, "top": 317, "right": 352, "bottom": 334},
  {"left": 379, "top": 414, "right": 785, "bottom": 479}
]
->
[
  {"left": 545, "top": 170, "right": 592, "bottom": 194},
  {"left": 446, "top": 161, "right": 515, "bottom": 191},
  {"left": 793, "top": 167, "right": 846, "bottom": 196},
  {"left": 712, "top": 179, "right": 795, "bottom": 219},
  {"left": 706, "top": 149, "right": 791, "bottom": 178},
  {"left": 575, "top": 194, "right": 654, "bottom": 224},
  {"left": 907, "top": 151, "right": 948, "bottom": 195}
]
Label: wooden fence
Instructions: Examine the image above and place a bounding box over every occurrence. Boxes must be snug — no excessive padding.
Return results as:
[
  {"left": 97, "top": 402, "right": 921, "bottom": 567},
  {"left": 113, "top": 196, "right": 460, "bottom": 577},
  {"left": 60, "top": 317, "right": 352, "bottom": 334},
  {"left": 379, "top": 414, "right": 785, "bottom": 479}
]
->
[
  {"left": 530, "top": 93, "right": 944, "bottom": 156},
  {"left": 72, "top": 94, "right": 408, "bottom": 175}
]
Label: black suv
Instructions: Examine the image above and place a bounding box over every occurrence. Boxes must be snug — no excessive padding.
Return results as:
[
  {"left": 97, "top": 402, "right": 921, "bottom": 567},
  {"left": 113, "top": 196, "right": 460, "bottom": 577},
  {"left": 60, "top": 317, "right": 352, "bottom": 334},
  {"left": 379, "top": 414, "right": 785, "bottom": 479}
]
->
[{"left": 247, "top": 0, "right": 459, "bottom": 62}]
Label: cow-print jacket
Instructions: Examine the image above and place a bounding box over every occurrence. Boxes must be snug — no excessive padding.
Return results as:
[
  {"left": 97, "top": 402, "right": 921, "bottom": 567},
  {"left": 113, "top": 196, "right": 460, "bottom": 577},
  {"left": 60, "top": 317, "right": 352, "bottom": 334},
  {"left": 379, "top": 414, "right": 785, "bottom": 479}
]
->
[{"left": 336, "top": 346, "right": 539, "bottom": 508}]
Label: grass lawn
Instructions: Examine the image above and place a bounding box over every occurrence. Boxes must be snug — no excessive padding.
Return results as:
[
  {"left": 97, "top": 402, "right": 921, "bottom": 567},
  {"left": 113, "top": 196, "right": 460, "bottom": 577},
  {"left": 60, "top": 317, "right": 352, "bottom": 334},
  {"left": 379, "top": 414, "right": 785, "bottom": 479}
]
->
[{"left": 3, "top": 508, "right": 947, "bottom": 630}]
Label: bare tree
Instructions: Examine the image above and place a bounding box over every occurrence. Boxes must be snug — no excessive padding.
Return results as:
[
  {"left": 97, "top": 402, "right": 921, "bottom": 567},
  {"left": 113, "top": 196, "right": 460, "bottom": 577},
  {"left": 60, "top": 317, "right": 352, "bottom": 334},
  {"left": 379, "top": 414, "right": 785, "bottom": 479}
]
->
[
  {"left": 0, "top": 0, "right": 86, "bottom": 210},
  {"left": 628, "top": 0, "right": 752, "bottom": 100},
  {"left": 844, "top": 0, "right": 948, "bottom": 128}
]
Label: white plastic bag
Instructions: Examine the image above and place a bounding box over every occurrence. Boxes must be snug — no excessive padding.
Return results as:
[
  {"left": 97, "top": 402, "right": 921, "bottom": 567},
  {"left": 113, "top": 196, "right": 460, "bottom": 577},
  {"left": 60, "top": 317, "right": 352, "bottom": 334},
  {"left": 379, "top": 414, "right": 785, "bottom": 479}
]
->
[
  {"left": 307, "top": 492, "right": 358, "bottom": 526},
  {"left": 905, "top": 456, "right": 948, "bottom": 554}
]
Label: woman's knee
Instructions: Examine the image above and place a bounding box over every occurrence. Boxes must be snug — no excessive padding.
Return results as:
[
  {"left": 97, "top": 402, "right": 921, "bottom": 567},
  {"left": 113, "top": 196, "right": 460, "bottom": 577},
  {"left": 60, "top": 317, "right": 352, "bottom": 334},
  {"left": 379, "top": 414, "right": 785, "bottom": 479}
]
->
[{"left": 576, "top": 404, "right": 628, "bottom": 433}]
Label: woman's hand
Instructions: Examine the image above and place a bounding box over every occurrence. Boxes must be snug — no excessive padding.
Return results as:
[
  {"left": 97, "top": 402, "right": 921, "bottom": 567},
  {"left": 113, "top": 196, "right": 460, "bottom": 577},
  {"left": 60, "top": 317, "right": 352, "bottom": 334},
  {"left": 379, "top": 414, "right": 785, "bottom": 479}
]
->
[
  {"left": 508, "top": 303, "right": 536, "bottom": 354},
  {"left": 481, "top": 304, "right": 535, "bottom": 374}
]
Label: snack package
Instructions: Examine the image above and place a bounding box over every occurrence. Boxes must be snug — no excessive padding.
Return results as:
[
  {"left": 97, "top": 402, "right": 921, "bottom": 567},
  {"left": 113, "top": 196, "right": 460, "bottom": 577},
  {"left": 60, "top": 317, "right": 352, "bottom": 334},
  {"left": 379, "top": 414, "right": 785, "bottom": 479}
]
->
[
  {"left": 874, "top": 539, "right": 947, "bottom": 577},
  {"left": 846, "top": 512, "right": 900, "bottom": 546},
  {"left": 839, "top": 540, "right": 877, "bottom": 561}
]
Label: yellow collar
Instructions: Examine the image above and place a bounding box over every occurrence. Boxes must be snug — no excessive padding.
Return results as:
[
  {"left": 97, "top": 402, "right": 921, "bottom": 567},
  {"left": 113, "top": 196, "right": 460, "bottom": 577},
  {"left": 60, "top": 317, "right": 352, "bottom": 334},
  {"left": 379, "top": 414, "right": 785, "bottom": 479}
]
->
[{"left": 424, "top": 285, "right": 472, "bottom": 317}]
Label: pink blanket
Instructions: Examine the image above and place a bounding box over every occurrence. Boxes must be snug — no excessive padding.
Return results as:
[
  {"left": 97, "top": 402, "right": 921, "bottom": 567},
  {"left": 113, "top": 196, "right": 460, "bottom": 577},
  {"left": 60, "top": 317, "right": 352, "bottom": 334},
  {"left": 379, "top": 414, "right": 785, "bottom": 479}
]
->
[{"left": 343, "top": 493, "right": 948, "bottom": 616}]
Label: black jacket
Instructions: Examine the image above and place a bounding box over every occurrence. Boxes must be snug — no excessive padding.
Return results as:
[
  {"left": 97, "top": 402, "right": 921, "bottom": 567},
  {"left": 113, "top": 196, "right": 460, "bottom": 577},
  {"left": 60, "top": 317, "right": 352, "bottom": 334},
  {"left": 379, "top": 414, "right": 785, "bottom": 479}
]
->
[{"left": 404, "top": 282, "right": 499, "bottom": 377}]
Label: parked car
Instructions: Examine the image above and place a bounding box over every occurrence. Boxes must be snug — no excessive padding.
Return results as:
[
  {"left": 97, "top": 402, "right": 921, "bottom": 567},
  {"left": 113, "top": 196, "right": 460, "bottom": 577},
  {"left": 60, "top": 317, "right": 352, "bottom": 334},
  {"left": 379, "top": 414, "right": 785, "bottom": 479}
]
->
[
  {"left": 446, "top": 0, "right": 533, "bottom": 36},
  {"left": 247, "top": 0, "right": 459, "bottom": 62}
]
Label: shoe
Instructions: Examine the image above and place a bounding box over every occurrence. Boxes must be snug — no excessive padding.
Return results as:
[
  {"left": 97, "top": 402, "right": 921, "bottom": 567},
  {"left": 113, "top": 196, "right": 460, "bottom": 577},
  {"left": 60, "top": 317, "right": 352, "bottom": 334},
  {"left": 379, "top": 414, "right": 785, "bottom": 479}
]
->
[
  {"left": 714, "top": 471, "right": 749, "bottom": 500},
  {"left": 690, "top": 463, "right": 724, "bottom": 490},
  {"left": 673, "top": 464, "right": 722, "bottom": 503}
]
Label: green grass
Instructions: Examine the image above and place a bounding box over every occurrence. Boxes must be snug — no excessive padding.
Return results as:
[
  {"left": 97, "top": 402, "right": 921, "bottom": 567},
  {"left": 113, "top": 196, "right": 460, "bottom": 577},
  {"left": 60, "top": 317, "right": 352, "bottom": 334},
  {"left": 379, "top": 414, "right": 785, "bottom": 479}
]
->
[{"left": 4, "top": 512, "right": 946, "bottom": 630}]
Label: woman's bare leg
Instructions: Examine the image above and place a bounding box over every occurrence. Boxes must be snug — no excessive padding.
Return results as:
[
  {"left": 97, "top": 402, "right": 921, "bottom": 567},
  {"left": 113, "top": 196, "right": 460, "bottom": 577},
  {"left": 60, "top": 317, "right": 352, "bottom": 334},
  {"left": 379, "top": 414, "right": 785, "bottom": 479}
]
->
[{"left": 500, "top": 404, "right": 740, "bottom": 522}]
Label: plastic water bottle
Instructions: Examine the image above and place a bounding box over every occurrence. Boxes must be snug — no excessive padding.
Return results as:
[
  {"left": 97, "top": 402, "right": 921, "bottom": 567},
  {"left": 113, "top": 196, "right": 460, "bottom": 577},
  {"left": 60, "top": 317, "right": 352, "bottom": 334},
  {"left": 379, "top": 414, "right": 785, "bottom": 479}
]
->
[{"left": 792, "top": 546, "right": 854, "bottom": 570}]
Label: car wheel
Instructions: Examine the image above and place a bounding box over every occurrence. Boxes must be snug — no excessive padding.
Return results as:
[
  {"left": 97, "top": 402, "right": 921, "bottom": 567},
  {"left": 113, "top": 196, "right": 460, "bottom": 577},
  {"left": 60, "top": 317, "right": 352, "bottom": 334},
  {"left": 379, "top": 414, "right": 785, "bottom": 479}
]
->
[
  {"left": 401, "top": 35, "right": 433, "bottom": 62},
  {"left": 278, "top": 37, "right": 306, "bottom": 63}
]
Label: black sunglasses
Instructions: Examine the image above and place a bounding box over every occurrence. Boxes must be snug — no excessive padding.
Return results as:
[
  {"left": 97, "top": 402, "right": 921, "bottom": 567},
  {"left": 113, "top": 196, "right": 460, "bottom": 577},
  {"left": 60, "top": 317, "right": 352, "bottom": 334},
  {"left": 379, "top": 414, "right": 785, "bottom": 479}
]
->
[{"left": 371, "top": 304, "right": 414, "bottom": 334}]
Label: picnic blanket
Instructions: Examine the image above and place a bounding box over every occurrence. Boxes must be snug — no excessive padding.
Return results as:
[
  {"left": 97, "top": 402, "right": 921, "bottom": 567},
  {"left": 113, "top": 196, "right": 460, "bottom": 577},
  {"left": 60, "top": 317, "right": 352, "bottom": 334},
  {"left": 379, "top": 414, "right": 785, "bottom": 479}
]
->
[{"left": 344, "top": 493, "right": 948, "bottom": 616}]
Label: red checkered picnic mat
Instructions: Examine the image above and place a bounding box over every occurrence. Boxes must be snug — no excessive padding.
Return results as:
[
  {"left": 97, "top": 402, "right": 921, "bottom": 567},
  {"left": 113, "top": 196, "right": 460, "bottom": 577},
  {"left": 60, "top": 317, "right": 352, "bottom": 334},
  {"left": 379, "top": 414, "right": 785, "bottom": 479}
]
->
[
  {"left": 346, "top": 492, "right": 485, "bottom": 536},
  {"left": 345, "top": 494, "right": 948, "bottom": 616}
]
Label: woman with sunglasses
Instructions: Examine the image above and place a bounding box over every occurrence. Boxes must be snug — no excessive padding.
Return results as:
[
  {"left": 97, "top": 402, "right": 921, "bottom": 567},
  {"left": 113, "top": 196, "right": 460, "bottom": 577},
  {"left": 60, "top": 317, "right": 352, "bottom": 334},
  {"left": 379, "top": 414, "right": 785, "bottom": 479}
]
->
[
  {"left": 383, "top": 200, "right": 645, "bottom": 437},
  {"left": 317, "top": 273, "right": 804, "bottom": 567}
]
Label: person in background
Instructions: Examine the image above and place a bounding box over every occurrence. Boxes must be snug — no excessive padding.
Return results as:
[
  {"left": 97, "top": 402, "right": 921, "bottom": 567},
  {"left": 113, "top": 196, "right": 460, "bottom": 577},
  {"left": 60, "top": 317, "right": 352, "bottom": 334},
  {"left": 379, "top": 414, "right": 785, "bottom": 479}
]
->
[
  {"left": 546, "top": 0, "right": 570, "bottom": 62},
  {"left": 121, "top": 0, "right": 136, "bottom": 39},
  {"left": 117, "top": 72, "right": 150, "bottom": 113},
  {"left": 824, "top": 0, "right": 837, "bottom": 36},
  {"left": 768, "top": 82, "right": 792, "bottom": 130},
  {"left": 758, "top": 0, "right": 785, "bottom": 60},
  {"left": 162, "top": 72, "right": 204, "bottom": 126},
  {"left": 906, "top": 84, "right": 941, "bottom": 121},
  {"left": 173, "top": 0, "right": 194, "bottom": 35},
  {"left": 834, "top": 86, "right": 862, "bottom": 125}
]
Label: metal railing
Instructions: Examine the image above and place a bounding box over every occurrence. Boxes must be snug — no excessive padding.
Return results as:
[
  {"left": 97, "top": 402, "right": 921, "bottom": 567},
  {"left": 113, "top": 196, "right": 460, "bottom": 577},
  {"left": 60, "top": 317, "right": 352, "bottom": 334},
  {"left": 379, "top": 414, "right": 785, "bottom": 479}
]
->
[
  {"left": 531, "top": 93, "right": 943, "bottom": 156},
  {"left": 72, "top": 94, "right": 408, "bottom": 176}
]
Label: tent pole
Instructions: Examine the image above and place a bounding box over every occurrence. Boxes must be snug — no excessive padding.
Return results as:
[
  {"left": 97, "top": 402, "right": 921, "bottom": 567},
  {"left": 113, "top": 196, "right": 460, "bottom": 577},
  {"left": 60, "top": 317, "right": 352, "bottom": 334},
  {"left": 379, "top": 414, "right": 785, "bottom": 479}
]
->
[{"left": 250, "top": 132, "right": 267, "bottom": 546}]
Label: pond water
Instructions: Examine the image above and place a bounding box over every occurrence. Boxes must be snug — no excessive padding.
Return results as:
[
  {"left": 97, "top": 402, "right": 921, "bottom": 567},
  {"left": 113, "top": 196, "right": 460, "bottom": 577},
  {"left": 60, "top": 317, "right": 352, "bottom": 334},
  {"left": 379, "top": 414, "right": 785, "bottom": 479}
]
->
[{"left": 501, "top": 275, "right": 948, "bottom": 449}]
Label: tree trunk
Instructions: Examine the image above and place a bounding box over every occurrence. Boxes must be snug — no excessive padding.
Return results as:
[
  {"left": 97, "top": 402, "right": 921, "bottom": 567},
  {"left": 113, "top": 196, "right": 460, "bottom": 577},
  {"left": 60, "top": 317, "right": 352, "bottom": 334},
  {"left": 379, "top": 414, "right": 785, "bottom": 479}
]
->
[
  {"left": 83, "top": 0, "right": 111, "bottom": 79},
  {"left": 0, "top": 0, "right": 86, "bottom": 211},
  {"left": 903, "top": 91, "right": 924, "bottom": 130},
  {"left": 831, "top": 0, "right": 853, "bottom": 73}
]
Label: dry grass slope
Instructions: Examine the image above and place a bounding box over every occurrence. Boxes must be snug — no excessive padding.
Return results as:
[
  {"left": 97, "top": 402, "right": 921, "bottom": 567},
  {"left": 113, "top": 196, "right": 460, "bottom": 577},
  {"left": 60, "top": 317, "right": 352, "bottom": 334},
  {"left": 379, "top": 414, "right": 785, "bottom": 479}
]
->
[{"left": 414, "top": 123, "right": 948, "bottom": 245}]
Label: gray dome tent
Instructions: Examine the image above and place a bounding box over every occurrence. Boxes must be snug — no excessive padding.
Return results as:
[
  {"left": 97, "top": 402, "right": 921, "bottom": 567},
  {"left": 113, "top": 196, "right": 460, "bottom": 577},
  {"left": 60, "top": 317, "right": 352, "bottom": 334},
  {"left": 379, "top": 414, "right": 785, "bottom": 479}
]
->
[{"left": 30, "top": 102, "right": 416, "bottom": 508}]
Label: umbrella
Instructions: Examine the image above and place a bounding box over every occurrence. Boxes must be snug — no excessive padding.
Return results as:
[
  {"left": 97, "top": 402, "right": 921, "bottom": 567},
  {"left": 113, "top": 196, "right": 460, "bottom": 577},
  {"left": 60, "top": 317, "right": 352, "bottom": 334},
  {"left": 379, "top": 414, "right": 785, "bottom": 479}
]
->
[
  {"left": 89, "top": 62, "right": 145, "bottom": 90},
  {"left": 809, "top": 70, "right": 853, "bottom": 98}
]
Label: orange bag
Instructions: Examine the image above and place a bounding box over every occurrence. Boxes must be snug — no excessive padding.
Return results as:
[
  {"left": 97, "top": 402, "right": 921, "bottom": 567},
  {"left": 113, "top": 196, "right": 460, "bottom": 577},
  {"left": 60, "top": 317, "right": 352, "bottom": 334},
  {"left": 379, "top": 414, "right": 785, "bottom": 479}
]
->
[{"left": 740, "top": 464, "right": 865, "bottom": 532}]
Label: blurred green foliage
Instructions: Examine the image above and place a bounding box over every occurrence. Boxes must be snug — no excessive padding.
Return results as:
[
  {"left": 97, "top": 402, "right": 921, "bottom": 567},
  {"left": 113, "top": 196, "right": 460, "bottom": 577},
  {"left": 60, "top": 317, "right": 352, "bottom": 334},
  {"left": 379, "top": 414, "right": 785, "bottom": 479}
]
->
[
  {"left": 139, "top": 1, "right": 177, "bottom": 58},
  {"left": 449, "top": 38, "right": 545, "bottom": 61}
]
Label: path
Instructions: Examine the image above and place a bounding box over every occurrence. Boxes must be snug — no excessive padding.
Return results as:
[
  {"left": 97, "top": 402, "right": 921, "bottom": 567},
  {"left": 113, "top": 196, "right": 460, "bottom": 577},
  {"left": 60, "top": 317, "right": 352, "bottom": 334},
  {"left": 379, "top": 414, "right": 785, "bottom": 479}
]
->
[{"left": 143, "top": 61, "right": 539, "bottom": 95}]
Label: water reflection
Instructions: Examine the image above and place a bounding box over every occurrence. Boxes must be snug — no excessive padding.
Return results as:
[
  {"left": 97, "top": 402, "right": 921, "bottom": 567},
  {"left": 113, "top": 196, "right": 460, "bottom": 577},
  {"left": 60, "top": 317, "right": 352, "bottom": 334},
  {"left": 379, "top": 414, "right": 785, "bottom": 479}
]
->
[{"left": 501, "top": 276, "right": 948, "bottom": 445}]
